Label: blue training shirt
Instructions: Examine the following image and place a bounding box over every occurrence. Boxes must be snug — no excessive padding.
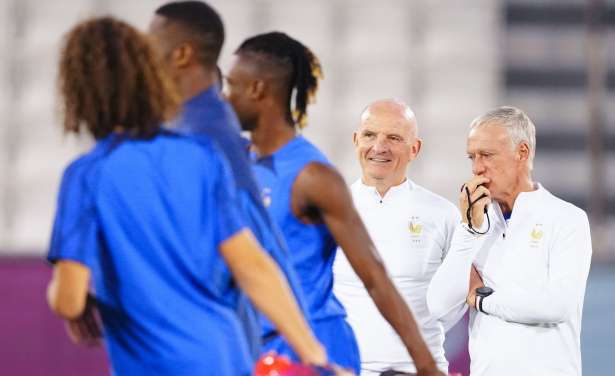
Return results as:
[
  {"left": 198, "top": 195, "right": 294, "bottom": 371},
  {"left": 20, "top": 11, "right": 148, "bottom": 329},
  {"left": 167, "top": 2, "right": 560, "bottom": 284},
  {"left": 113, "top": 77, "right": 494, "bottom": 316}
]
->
[
  {"left": 252, "top": 136, "right": 347, "bottom": 322},
  {"left": 173, "top": 86, "right": 260, "bottom": 201},
  {"left": 172, "top": 88, "right": 310, "bottom": 347},
  {"left": 48, "top": 130, "right": 252, "bottom": 376},
  {"left": 251, "top": 136, "right": 362, "bottom": 372}
]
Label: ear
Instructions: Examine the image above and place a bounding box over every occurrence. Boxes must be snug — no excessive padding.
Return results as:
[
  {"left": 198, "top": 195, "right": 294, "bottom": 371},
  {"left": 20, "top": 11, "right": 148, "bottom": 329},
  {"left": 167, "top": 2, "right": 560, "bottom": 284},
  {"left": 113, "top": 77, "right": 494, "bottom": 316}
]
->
[
  {"left": 171, "top": 43, "right": 194, "bottom": 69},
  {"left": 246, "top": 79, "right": 266, "bottom": 100},
  {"left": 517, "top": 142, "right": 530, "bottom": 163},
  {"left": 411, "top": 138, "right": 422, "bottom": 158},
  {"left": 352, "top": 131, "right": 358, "bottom": 146}
]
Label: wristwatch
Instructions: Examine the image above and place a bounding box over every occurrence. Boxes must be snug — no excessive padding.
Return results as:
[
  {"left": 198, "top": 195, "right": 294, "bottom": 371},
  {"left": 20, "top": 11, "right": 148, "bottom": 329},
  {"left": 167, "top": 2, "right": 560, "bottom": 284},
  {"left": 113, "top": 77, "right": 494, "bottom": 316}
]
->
[{"left": 475, "top": 286, "right": 494, "bottom": 314}]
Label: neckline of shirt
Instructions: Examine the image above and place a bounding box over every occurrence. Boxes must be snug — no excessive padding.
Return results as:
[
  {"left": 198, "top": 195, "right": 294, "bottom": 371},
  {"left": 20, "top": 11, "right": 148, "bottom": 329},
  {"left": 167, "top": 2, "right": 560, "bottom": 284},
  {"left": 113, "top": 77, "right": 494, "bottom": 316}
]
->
[
  {"left": 184, "top": 86, "right": 219, "bottom": 110},
  {"left": 492, "top": 183, "right": 546, "bottom": 225},
  {"left": 354, "top": 178, "right": 414, "bottom": 203},
  {"left": 253, "top": 135, "right": 305, "bottom": 161}
]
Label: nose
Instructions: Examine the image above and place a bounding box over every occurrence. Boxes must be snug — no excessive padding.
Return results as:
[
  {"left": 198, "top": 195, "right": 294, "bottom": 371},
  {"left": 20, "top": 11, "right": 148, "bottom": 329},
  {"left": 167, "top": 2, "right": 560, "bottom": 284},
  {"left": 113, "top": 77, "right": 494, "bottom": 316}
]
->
[
  {"left": 472, "top": 157, "right": 486, "bottom": 176},
  {"left": 372, "top": 135, "right": 389, "bottom": 154}
]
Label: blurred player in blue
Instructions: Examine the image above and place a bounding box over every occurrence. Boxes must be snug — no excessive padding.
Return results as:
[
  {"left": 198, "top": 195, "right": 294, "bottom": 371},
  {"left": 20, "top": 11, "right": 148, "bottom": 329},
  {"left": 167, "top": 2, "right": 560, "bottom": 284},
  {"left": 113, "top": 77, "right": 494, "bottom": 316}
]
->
[
  {"left": 46, "top": 16, "right": 327, "bottom": 376},
  {"left": 225, "top": 32, "right": 446, "bottom": 376},
  {"left": 147, "top": 1, "right": 310, "bottom": 360}
]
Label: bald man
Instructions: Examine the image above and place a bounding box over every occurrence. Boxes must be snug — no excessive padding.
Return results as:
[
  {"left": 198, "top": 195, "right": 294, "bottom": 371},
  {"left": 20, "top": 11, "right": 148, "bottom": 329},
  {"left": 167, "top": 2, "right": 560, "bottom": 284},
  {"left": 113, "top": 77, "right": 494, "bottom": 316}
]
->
[{"left": 333, "top": 100, "right": 462, "bottom": 375}]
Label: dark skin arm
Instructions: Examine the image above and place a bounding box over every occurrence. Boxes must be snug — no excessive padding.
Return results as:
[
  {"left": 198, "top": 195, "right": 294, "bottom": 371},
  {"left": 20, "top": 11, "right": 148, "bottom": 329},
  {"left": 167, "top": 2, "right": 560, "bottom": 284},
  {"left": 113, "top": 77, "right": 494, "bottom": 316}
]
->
[{"left": 292, "top": 162, "right": 443, "bottom": 376}]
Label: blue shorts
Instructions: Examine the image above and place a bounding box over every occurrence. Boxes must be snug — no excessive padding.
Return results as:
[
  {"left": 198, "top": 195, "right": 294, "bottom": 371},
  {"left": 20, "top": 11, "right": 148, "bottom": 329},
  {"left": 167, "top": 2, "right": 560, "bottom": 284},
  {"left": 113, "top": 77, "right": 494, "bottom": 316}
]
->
[{"left": 262, "top": 316, "right": 360, "bottom": 374}]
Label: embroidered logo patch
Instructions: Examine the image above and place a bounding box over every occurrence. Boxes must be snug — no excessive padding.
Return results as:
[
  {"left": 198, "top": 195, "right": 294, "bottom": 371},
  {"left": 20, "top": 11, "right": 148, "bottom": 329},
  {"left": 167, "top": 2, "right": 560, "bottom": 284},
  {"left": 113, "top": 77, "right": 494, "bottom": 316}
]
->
[
  {"left": 530, "top": 224, "right": 543, "bottom": 247},
  {"left": 409, "top": 222, "right": 423, "bottom": 235},
  {"left": 408, "top": 216, "right": 424, "bottom": 245}
]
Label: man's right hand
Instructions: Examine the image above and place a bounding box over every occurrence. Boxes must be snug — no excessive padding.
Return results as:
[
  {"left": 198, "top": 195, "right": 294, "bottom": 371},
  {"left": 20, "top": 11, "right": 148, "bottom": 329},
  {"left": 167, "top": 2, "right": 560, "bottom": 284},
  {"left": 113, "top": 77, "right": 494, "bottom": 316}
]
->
[{"left": 459, "top": 176, "right": 491, "bottom": 229}]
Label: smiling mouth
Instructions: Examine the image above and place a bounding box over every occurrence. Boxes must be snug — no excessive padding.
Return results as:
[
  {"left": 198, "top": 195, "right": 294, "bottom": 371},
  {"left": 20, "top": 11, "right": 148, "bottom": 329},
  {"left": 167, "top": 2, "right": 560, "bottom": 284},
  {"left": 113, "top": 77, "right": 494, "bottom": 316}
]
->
[{"left": 368, "top": 157, "right": 391, "bottom": 163}]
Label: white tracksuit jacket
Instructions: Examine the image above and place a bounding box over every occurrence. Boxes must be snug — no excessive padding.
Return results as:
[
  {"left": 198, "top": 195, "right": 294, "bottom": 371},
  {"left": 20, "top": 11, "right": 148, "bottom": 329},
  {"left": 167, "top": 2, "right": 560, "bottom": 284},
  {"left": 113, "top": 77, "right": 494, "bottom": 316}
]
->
[{"left": 427, "top": 184, "right": 592, "bottom": 376}]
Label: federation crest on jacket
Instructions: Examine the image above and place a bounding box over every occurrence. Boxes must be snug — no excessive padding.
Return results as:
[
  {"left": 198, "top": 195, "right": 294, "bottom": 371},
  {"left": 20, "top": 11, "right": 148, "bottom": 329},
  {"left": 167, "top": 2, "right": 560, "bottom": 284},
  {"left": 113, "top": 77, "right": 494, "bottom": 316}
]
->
[
  {"left": 530, "top": 223, "right": 543, "bottom": 247},
  {"left": 408, "top": 216, "right": 423, "bottom": 245}
]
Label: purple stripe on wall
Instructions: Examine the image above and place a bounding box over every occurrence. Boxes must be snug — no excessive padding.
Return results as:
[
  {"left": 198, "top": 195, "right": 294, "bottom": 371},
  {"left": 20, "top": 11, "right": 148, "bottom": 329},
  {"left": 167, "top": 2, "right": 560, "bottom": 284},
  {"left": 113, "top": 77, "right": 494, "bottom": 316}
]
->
[
  {"left": 0, "top": 258, "right": 471, "bottom": 375},
  {"left": 0, "top": 258, "right": 108, "bottom": 375}
]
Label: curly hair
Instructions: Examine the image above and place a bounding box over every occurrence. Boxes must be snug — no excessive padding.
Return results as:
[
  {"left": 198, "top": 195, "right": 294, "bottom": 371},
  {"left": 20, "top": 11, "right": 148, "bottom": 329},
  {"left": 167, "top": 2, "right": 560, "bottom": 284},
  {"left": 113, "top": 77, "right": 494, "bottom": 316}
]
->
[{"left": 59, "top": 16, "right": 180, "bottom": 139}]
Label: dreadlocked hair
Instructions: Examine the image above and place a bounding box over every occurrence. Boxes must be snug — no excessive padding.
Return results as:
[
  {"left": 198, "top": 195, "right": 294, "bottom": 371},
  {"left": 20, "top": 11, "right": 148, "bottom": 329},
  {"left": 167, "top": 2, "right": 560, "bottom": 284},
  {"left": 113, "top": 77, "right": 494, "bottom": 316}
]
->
[
  {"left": 58, "top": 16, "right": 180, "bottom": 139},
  {"left": 236, "top": 31, "right": 322, "bottom": 129}
]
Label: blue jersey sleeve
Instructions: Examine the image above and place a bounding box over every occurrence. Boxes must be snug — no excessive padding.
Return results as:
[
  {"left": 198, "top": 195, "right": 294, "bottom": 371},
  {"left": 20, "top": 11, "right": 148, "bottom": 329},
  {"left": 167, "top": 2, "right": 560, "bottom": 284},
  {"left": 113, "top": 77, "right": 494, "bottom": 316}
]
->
[
  {"left": 47, "top": 160, "right": 100, "bottom": 268},
  {"left": 212, "top": 151, "right": 246, "bottom": 247}
]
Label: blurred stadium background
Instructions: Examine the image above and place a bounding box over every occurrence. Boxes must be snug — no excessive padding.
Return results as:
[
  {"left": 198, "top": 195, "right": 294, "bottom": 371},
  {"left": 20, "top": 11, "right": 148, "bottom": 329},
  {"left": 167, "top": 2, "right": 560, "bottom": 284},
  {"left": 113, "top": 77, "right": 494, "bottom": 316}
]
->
[{"left": 0, "top": 0, "right": 613, "bottom": 374}]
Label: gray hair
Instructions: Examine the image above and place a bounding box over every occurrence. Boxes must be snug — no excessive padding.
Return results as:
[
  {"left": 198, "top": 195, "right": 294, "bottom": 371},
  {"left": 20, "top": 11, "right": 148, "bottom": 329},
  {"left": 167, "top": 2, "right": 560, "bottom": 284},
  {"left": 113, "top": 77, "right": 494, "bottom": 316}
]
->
[{"left": 470, "top": 106, "right": 536, "bottom": 168}]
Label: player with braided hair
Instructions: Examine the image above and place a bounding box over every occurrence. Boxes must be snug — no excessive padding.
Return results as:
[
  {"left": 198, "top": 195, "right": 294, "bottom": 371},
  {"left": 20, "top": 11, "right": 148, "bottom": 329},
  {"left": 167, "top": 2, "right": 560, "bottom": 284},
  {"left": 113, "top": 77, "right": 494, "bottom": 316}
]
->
[{"left": 225, "top": 32, "right": 445, "bottom": 376}]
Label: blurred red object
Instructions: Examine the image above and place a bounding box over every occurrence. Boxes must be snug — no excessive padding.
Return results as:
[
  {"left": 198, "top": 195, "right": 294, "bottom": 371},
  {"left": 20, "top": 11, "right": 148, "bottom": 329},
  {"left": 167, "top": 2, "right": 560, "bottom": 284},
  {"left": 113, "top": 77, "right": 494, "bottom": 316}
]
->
[
  {"left": 254, "top": 353, "right": 338, "bottom": 376},
  {"left": 255, "top": 353, "right": 293, "bottom": 375}
]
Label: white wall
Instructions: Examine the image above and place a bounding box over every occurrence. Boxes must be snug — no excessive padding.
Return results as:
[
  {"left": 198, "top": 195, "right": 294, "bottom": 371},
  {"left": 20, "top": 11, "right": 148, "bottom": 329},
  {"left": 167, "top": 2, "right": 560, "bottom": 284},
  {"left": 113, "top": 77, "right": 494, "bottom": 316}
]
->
[{"left": 0, "top": 0, "right": 499, "bottom": 255}]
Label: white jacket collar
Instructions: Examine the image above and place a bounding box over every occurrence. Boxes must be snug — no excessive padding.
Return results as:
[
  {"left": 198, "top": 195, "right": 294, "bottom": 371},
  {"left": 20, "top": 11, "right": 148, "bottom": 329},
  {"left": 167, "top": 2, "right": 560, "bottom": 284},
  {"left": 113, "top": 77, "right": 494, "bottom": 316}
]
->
[
  {"left": 354, "top": 178, "right": 414, "bottom": 201},
  {"left": 492, "top": 183, "right": 547, "bottom": 224}
]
